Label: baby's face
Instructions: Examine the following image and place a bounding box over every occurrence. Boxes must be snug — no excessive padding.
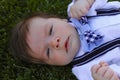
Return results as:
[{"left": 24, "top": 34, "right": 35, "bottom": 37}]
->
[{"left": 27, "top": 17, "right": 80, "bottom": 65}]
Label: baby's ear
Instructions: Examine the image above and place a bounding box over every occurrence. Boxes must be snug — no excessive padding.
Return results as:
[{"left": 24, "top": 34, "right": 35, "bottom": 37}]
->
[{"left": 61, "top": 19, "right": 68, "bottom": 22}]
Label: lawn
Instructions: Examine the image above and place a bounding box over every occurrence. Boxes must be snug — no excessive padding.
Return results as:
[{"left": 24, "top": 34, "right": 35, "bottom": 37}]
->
[{"left": 0, "top": 0, "right": 119, "bottom": 80}]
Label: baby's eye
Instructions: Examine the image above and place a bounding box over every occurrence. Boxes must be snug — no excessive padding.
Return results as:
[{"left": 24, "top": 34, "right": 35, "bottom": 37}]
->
[
  {"left": 47, "top": 48, "right": 50, "bottom": 58},
  {"left": 49, "top": 26, "right": 53, "bottom": 35}
]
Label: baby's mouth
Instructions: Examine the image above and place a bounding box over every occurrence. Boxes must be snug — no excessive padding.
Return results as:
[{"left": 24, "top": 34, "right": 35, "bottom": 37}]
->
[{"left": 65, "top": 36, "right": 69, "bottom": 52}]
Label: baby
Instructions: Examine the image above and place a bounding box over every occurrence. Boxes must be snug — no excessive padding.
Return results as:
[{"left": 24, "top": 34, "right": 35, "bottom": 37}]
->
[{"left": 10, "top": 0, "right": 120, "bottom": 80}]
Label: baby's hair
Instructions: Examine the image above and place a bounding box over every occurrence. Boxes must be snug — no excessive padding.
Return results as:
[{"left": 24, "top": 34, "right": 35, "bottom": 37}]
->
[{"left": 10, "top": 12, "right": 59, "bottom": 63}]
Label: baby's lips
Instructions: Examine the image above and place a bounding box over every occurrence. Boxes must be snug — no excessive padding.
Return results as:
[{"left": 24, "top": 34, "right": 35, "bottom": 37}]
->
[{"left": 65, "top": 36, "right": 69, "bottom": 52}]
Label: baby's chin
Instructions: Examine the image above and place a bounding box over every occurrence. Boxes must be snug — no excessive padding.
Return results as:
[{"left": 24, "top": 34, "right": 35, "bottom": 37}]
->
[
  {"left": 47, "top": 60, "right": 71, "bottom": 66},
  {"left": 56, "top": 60, "right": 73, "bottom": 66}
]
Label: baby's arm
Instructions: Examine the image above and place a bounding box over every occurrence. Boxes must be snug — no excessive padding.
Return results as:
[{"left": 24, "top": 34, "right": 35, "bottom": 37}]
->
[
  {"left": 91, "top": 61, "right": 119, "bottom": 80},
  {"left": 69, "top": 0, "right": 95, "bottom": 19}
]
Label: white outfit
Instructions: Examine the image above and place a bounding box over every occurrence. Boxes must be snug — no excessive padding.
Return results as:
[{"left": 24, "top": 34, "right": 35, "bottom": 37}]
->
[{"left": 67, "top": 0, "right": 120, "bottom": 80}]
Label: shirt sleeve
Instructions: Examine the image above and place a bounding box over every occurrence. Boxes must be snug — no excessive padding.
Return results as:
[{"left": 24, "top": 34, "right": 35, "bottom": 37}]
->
[
  {"left": 67, "top": 0, "right": 108, "bottom": 17},
  {"left": 72, "top": 66, "right": 94, "bottom": 80}
]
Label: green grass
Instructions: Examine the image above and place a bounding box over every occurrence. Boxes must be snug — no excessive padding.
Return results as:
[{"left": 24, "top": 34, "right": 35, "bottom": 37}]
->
[{"left": 0, "top": 0, "right": 120, "bottom": 80}]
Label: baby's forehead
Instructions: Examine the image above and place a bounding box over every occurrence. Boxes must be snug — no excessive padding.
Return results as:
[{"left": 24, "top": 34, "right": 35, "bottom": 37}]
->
[
  {"left": 28, "top": 18, "right": 48, "bottom": 31},
  {"left": 29, "top": 17, "right": 47, "bottom": 23},
  {"left": 27, "top": 18, "right": 49, "bottom": 61}
]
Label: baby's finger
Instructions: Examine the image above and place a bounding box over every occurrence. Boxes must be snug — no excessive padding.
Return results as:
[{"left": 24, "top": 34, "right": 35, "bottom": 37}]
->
[
  {"left": 110, "top": 72, "right": 119, "bottom": 80},
  {"left": 87, "top": 0, "right": 95, "bottom": 8},
  {"left": 104, "top": 67, "right": 114, "bottom": 80},
  {"left": 76, "top": 9, "right": 84, "bottom": 19},
  {"left": 70, "top": 7, "right": 79, "bottom": 19},
  {"left": 70, "top": 10, "right": 82, "bottom": 19},
  {"left": 91, "top": 64, "right": 101, "bottom": 73},
  {"left": 78, "top": 7, "right": 89, "bottom": 16},
  {"left": 73, "top": 13, "right": 80, "bottom": 19},
  {"left": 97, "top": 66, "right": 108, "bottom": 76},
  {"left": 99, "top": 61, "right": 108, "bottom": 67}
]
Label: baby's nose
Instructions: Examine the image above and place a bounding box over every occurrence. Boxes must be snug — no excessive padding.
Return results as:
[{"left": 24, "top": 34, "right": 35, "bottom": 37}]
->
[{"left": 50, "top": 36, "right": 60, "bottom": 49}]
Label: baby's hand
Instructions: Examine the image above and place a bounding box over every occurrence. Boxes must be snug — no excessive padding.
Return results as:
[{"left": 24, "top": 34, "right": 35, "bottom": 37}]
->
[
  {"left": 91, "top": 61, "right": 119, "bottom": 80},
  {"left": 70, "top": 0, "right": 94, "bottom": 19}
]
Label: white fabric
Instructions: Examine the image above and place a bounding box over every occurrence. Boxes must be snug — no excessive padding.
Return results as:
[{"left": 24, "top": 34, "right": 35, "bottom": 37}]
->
[{"left": 68, "top": 0, "right": 120, "bottom": 80}]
